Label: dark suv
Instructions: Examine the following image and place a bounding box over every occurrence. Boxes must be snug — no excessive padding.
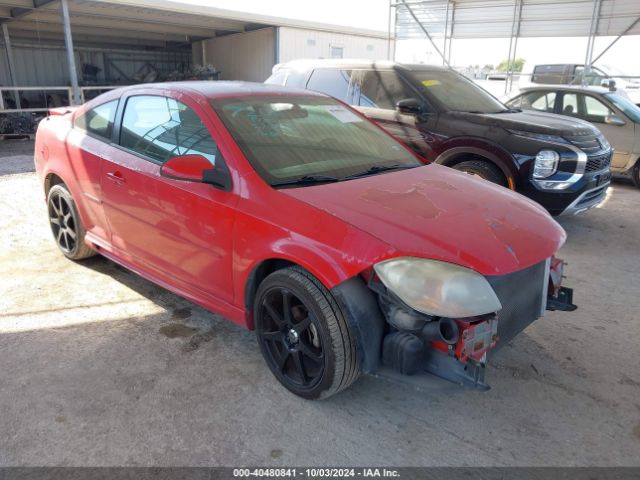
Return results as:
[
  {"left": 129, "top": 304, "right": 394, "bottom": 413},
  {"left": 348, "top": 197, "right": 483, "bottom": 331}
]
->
[{"left": 266, "top": 60, "right": 613, "bottom": 215}]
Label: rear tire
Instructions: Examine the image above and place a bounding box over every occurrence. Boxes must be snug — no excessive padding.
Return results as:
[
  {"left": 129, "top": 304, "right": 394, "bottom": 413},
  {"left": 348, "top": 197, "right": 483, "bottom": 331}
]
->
[
  {"left": 452, "top": 159, "right": 507, "bottom": 187},
  {"left": 254, "top": 266, "right": 360, "bottom": 399},
  {"left": 47, "top": 184, "right": 96, "bottom": 260},
  {"left": 632, "top": 161, "right": 640, "bottom": 189}
]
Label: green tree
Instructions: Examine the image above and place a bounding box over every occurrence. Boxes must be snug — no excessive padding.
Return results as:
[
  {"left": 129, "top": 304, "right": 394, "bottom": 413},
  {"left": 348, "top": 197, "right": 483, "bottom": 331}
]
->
[{"left": 496, "top": 58, "right": 525, "bottom": 72}]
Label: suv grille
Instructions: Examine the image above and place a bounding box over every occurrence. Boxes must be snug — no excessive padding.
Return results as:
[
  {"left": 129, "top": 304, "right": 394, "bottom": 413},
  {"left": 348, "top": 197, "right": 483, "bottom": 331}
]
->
[
  {"left": 565, "top": 133, "right": 609, "bottom": 155},
  {"left": 585, "top": 152, "right": 612, "bottom": 172}
]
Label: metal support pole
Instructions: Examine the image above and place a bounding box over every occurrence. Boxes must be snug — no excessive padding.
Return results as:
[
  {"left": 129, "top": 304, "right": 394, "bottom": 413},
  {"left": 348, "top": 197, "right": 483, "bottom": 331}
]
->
[
  {"left": 60, "top": 0, "right": 81, "bottom": 105},
  {"left": 447, "top": 2, "right": 455, "bottom": 64},
  {"left": 583, "top": 0, "right": 601, "bottom": 86},
  {"left": 398, "top": 0, "right": 450, "bottom": 68},
  {"left": 591, "top": 16, "right": 640, "bottom": 65},
  {"left": 442, "top": 0, "right": 450, "bottom": 67},
  {"left": 2, "top": 23, "right": 21, "bottom": 110},
  {"left": 387, "top": 0, "right": 393, "bottom": 60},
  {"left": 504, "top": 0, "right": 522, "bottom": 94}
]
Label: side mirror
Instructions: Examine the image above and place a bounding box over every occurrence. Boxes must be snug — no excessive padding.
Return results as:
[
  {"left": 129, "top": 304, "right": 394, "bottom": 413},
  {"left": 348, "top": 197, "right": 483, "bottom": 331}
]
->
[
  {"left": 604, "top": 114, "right": 626, "bottom": 126},
  {"left": 160, "top": 154, "right": 231, "bottom": 190},
  {"left": 601, "top": 79, "right": 616, "bottom": 91},
  {"left": 396, "top": 98, "right": 424, "bottom": 116}
]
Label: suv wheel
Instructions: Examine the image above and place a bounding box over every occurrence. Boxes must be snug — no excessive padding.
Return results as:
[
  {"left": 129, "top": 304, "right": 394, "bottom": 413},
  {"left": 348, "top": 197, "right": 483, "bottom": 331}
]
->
[
  {"left": 632, "top": 161, "right": 640, "bottom": 189},
  {"left": 452, "top": 160, "right": 506, "bottom": 187},
  {"left": 254, "top": 266, "right": 360, "bottom": 399}
]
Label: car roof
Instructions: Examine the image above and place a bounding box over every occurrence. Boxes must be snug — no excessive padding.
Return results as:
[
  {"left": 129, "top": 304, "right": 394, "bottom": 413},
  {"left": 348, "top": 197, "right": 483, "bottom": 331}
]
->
[
  {"left": 274, "top": 58, "right": 450, "bottom": 73},
  {"left": 518, "top": 85, "right": 612, "bottom": 95},
  {"left": 99, "top": 81, "right": 323, "bottom": 101}
]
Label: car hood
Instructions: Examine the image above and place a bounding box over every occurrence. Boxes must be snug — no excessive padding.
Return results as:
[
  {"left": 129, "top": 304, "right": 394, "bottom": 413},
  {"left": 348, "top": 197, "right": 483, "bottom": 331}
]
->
[
  {"left": 446, "top": 110, "right": 598, "bottom": 137},
  {"left": 281, "top": 164, "right": 566, "bottom": 276}
]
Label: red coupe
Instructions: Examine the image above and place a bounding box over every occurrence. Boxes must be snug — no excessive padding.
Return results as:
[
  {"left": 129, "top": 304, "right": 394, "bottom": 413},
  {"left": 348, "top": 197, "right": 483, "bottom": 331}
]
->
[{"left": 35, "top": 82, "right": 576, "bottom": 399}]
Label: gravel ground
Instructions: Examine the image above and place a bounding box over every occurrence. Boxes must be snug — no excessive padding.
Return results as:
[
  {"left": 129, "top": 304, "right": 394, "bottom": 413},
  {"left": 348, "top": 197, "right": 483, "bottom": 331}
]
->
[{"left": 1, "top": 139, "right": 639, "bottom": 466}]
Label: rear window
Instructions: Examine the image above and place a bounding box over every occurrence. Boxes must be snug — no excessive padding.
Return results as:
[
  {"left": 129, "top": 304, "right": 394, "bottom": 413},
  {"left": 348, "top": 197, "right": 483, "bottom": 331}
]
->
[
  {"left": 74, "top": 100, "right": 118, "bottom": 140},
  {"left": 306, "top": 69, "right": 352, "bottom": 102},
  {"left": 266, "top": 69, "right": 288, "bottom": 86}
]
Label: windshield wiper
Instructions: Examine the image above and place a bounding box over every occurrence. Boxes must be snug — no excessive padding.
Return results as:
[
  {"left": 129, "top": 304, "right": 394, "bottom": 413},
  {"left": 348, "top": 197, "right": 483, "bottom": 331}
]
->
[
  {"left": 271, "top": 174, "right": 340, "bottom": 188},
  {"left": 342, "top": 164, "right": 417, "bottom": 180}
]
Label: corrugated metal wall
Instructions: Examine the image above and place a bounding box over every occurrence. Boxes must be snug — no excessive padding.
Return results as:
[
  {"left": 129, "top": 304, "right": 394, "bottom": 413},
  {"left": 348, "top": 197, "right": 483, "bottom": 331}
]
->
[
  {"left": 277, "top": 27, "right": 391, "bottom": 62},
  {"left": 198, "top": 28, "right": 276, "bottom": 82},
  {"left": 0, "top": 43, "right": 191, "bottom": 87}
]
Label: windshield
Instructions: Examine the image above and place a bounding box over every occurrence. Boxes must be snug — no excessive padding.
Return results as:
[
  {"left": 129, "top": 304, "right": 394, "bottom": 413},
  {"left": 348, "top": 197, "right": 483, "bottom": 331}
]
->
[
  {"left": 408, "top": 70, "right": 508, "bottom": 113},
  {"left": 604, "top": 93, "right": 640, "bottom": 123},
  {"left": 211, "top": 95, "right": 422, "bottom": 186}
]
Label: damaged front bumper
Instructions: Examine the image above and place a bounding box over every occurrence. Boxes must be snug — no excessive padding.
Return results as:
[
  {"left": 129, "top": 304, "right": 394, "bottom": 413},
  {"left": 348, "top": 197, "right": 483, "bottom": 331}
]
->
[{"left": 367, "top": 256, "right": 577, "bottom": 391}]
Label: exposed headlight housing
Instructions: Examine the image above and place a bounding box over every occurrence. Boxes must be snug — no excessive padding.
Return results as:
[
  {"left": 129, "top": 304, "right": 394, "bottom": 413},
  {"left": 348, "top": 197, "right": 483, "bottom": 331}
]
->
[
  {"left": 533, "top": 150, "right": 560, "bottom": 179},
  {"left": 374, "top": 257, "right": 502, "bottom": 318}
]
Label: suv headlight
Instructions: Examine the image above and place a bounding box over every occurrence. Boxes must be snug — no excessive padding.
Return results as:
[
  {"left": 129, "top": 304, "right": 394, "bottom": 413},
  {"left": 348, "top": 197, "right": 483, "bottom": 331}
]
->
[
  {"left": 533, "top": 150, "right": 560, "bottom": 178},
  {"left": 374, "top": 257, "right": 502, "bottom": 318}
]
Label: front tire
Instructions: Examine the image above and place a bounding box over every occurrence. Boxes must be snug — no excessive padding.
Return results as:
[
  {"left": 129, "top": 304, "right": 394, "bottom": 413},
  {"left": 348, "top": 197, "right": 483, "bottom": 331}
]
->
[
  {"left": 47, "top": 184, "right": 96, "bottom": 260},
  {"left": 254, "top": 267, "right": 360, "bottom": 399},
  {"left": 452, "top": 159, "right": 507, "bottom": 187}
]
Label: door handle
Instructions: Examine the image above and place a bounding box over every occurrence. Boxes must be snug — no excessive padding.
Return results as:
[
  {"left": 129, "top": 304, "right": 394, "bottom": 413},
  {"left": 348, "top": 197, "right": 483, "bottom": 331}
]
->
[{"left": 106, "top": 171, "right": 126, "bottom": 184}]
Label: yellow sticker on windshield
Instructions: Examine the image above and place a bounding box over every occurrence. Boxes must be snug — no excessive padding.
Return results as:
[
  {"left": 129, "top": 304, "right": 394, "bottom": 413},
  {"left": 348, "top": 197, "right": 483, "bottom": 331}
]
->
[{"left": 421, "top": 79, "right": 441, "bottom": 87}]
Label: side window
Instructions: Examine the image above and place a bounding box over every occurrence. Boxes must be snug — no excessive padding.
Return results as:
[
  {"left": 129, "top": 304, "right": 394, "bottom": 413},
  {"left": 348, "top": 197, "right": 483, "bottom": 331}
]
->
[
  {"left": 583, "top": 95, "right": 613, "bottom": 123},
  {"left": 561, "top": 93, "right": 579, "bottom": 117},
  {"left": 306, "top": 69, "right": 352, "bottom": 102},
  {"left": 521, "top": 91, "right": 556, "bottom": 112},
  {"left": 74, "top": 100, "right": 118, "bottom": 140},
  {"left": 119, "top": 95, "right": 217, "bottom": 165},
  {"left": 358, "top": 70, "right": 417, "bottom": 110}
]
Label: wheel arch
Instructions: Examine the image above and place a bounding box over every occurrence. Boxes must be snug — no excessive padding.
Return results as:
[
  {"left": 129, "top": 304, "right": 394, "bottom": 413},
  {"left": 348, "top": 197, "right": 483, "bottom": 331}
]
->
[
  {"left": 244, "top": 258, "right": 298, "bottom": 314},
  {"left": 244, "top": 257, "right": 385, "bottom": 374},
  {"left": 44, "top": 172, "right": 66, "bottom": 196},
  {"left": 435, "top": 146, "right": 518, "bottom": 190}
]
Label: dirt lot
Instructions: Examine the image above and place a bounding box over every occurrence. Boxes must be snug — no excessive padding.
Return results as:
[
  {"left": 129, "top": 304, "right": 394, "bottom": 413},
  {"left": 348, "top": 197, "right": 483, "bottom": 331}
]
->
[{"left": 1, "top": 139, "right": 639, "bottom": 466}]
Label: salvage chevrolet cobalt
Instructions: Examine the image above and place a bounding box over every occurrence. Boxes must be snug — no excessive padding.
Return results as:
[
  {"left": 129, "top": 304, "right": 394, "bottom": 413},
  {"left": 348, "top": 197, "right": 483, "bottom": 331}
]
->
[{"left": 35, "top": 82, "right": 576, "bottom": 399}]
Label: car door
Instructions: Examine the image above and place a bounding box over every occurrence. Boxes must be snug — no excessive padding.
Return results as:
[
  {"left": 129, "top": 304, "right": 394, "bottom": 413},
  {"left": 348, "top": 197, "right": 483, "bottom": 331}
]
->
[
  {"left": 351, "top": 69, "right": 438, "bottom": 160},
  {"left": 99, "top": 91, "right": 237, "bottom": 305},
  {"left": 64, "top": 99, "right": 119, "bottom": 242},
  {"left": 560, "top": 92, "right": 634, "bottom": 168}
]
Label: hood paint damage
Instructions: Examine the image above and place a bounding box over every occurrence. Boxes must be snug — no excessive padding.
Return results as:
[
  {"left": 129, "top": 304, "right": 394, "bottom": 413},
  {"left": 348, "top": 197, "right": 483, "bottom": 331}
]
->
[{"left": 283, "top": 164, "right": 566, "bottom": 276}]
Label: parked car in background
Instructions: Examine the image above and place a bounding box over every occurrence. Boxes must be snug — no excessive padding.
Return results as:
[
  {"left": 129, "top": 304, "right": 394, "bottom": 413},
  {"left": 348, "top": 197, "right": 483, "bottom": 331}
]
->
[
  {"left": 35, "top": 81, "right": 576, "bottom": 399},
  {"left": 507, "top": 85, "right": 640, "bottom": 188},
  {"left": 521, "top": 63, "right": 640, "bottom": 105},
  {"left": 267, "top": 60, "right": 612, "bottom": 215}
]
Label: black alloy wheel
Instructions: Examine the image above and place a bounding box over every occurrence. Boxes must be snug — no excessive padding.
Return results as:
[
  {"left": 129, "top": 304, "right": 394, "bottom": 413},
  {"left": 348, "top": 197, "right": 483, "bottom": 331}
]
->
[
  {"left": 47, "top": 184, "right": 96, "bottom": 260},
  {"left": 254, "top": 267, "right": 359, "bottom": 399}
]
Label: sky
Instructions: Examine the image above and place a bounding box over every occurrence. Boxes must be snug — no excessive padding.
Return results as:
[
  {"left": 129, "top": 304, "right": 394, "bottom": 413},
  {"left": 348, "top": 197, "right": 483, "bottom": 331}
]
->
[{"left": 174, "top": 0, "right": 639, "bottom": 75}]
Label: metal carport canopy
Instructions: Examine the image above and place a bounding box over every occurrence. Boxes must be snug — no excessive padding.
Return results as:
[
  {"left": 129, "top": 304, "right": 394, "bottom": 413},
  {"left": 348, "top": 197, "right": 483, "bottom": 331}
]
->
[
  {"left": 395, "top": 0, "right": 640, "bottom": 39},
  {"left": 0, "top": 0, "right": 387, "bottom": 46}
]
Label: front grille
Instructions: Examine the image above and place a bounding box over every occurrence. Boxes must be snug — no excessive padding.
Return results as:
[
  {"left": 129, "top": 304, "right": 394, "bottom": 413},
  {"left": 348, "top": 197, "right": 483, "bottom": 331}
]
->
[
  {"left": 486, "top": 260, "right": 547, "bottom": 351},
  {"left": 585, "top": 152, "right": 612, "bottom": 172},
  {"left": 565, "top": 132, "right": 608, "bottom": 155}
]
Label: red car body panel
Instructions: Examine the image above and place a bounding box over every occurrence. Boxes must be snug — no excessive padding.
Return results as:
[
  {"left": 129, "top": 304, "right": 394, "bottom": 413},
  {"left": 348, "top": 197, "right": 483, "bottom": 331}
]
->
[
  {"left": 283, "top": 165, "right": 565, "bottom": 276},
  {"left": 34, "top": 82, "right": 566, "bottom": 332}
]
